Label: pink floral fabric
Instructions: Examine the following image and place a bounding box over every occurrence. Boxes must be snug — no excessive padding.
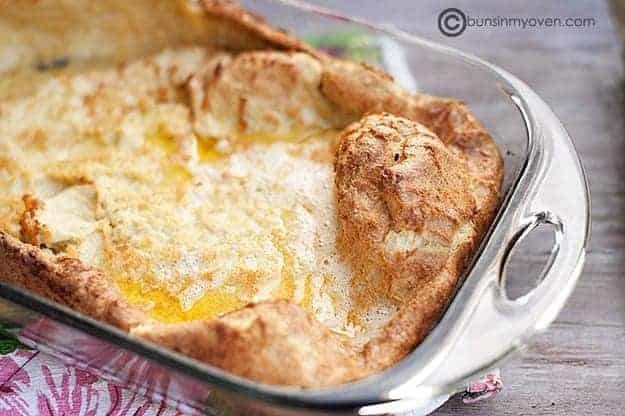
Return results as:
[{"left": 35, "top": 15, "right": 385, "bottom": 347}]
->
[
  {"left": 0, "top": 350, "right": 196, "bottom": 416},
  {"left": 0, "top": 346, "right": 501, "bottom": 415},
  {"left": 1, "top": 287, "right": 502, "bottom": 415}
]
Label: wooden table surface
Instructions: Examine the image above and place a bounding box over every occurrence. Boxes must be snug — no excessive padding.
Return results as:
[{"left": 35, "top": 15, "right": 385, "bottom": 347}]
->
[{"left": 302, "top": 1, "right": 624, "bottom": 414}]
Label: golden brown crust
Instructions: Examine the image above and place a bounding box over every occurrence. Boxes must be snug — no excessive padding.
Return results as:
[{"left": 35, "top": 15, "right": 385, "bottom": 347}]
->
[
  {"left": 320, "top": 60, "right": 503, "bottom": 234},
  {"left": 200, "top": 0, "right": 320, "bottom": 57},
  {"left": 133, "top": 300, "right": 363, "bottom": 387},
  {"left": 334, "top": 114, "right": 480, "bottom": 373},
  {"left": 335, "top": 114, "right": 476, "bottom": 288},
  {"left": 362, "top": 237, "right": 475, "bottom": 371},
  {"left": 188, "top": 51, "right": 349, "bottom": 140},
  {"left": 0, "top": 232, "right": 144, "bottom": 331},
  {"left": 318, "top": 62, "right": 502, "bottom": 370},
  {"left": 0, "top": 1, "right": 503, "bottom": 388}
]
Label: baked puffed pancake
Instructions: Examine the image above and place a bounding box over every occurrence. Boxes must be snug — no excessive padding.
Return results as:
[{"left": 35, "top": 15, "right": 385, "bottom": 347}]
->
[{"left": 0, "top": 0, "right": 502, "bottom": 387}]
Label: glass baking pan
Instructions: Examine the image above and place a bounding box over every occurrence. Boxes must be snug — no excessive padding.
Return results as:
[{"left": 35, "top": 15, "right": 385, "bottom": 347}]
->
[{"left": 0, "top": 0, "right": 590, "bottom": 414}]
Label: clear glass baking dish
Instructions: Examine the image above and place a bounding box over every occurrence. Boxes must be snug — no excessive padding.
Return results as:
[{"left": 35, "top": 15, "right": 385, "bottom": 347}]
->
[{"left": 0, "top": 1, "right": 589, "bottom": 414}]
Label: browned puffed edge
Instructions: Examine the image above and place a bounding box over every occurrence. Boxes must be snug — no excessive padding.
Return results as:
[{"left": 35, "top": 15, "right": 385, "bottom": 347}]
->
[
  {"left": 318, "top": 59, "right": 504, "bottom": 233},
  {"left": 0, "top": 231, "right": 144, "bottom": 331},
  {"left": 361, "top": 222, "right": 477, "bottom": 373},
  {"left": 317, "top": 61, "right": 503, "bottom": 373},
  {"left": 132, "top": 299, "right": 364, "bottom": 387},
  {"left": 201, "top": 0, "right": 322, "bottom": 57}
]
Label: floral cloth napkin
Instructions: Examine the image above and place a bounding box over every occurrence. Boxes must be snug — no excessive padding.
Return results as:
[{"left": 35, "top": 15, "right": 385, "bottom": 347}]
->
[
  {"left": 0, "top": 325, "right": 501, "bottom": 416},
  {"left": 0, "top": 31, "right": 503, "bottom": 416}
]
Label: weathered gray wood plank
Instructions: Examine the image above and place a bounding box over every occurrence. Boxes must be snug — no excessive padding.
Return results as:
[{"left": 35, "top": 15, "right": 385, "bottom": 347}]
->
[{"left": 438, "top": 322, "right": 625, "bottom": 415}]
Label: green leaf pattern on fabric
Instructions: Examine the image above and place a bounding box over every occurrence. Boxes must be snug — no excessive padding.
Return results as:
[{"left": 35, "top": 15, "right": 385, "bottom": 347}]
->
[{"left": 0, "top": 324, "right": 29, "bottom": 355}]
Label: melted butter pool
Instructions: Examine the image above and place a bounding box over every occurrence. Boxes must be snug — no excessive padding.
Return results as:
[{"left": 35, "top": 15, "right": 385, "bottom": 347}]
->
[{"left": 116, "top": 127, "right": 342, "bottom": 324}]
